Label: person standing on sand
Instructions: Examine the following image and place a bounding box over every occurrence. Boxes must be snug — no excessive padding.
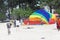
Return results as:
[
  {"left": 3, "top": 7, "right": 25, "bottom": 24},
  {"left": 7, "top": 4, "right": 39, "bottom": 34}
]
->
[
  {"left": 7, "top": 22, "right": 11, "bottom": 35},
  {"left": 16, "top": 19, "right": 20, "bottom": 27},
  {"left": 56, "top": 17, "right": 60, "bottom": 31},
  {"left": 14, "top": 19, "right": 16, "bottom": 27}
]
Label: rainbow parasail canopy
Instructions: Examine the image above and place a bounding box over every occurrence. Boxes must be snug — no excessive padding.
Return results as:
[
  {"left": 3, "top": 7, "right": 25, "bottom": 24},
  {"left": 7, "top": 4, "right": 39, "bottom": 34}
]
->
[{"left": 29, "top": 9, "right": 56, "bottom": 24}]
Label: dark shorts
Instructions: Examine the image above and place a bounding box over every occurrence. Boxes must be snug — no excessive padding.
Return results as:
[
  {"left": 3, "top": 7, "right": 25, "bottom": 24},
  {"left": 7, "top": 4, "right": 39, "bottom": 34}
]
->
[
  {"left": 7, "top": 26, "right": 11, "bottom": 28},
  {"left": 17, "top": 25, "right": 19, "bottom": 27}
]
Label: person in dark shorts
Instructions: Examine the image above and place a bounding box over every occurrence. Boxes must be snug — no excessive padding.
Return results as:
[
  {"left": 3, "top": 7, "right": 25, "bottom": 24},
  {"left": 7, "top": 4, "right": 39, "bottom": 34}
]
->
[
  {"left": 14, "top": 19, "right": 16, "bottom": 27},
  {"left": 7, "top": 22, "right": 11, "bottom": 35},
  {"left": 16, "top": 19, "right": 20, "bottom": 27}
]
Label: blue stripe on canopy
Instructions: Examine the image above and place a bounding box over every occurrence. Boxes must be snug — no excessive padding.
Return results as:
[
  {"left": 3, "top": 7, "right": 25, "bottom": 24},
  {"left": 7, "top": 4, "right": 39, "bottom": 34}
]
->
[{"left": 35, "top": 9, "right": 50, "bottom": 21}]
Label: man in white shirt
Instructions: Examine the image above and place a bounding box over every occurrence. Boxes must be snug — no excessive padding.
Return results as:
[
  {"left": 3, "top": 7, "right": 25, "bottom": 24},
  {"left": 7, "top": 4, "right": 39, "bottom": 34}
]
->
[{"left": 16, "top": 19, "right": 20, "bottom": 27}]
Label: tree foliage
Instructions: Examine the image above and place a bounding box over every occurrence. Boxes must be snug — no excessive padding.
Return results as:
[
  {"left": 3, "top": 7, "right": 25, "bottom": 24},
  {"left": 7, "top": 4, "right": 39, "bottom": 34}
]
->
[
  {"left": 0, "top": 0, "right": 60, "bottom": 20},
  {"left": 0, "top": 13, "right": 6, "bottom": 21},
  {"left": 11, "top": 7, "right": 33, "bottom": 19}
]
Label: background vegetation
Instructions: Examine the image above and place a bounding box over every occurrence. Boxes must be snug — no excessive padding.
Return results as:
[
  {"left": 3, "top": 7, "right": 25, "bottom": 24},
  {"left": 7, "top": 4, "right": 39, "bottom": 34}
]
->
[
  {"left": 0, "top": 13, "right": 6, "bottom": 21},
  {"left": 0, "top": 0, "right": 60, "bottom": 20},
  {"left": 11, "top": 7, "right": 33, "bottom": 19}
]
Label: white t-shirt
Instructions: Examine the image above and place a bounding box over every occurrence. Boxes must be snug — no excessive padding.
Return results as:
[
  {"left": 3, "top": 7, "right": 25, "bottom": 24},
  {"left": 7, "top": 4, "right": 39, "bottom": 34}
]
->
[{"left": 16, "top": 20, "right": 20, "bottom": 25}]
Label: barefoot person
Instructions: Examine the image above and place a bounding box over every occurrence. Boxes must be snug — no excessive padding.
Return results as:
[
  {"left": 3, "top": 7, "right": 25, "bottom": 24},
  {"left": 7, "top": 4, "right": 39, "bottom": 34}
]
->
[
  {"left": 7, "top": 22, "right": 11, "bottom": 35},
  {"left": 14, "top": 19, "right": 16, "bottom": 27},
  {"left": 16, "top": 19, "right": 20, "bottom": 27},
  {"left": 57, "top": 17, "right": 60, "bottom": 31}
]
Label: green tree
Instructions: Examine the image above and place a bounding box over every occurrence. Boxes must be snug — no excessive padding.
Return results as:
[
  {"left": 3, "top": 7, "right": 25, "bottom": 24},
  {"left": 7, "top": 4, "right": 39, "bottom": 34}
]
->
[
  {"left": 0, "top": 13, "right": 6, "bottom": 21},
  {"left": 56, "top": 9, "right": 60, "bottom": 15},
  {"left": 11, "top": 7, "right": 33, "bottom": 19}
]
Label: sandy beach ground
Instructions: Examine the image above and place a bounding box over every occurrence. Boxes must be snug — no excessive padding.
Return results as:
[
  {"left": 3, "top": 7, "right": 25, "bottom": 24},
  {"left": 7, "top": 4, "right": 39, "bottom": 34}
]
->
[{"left": 0, "top": 23, "right": 60, "bottom": 40}]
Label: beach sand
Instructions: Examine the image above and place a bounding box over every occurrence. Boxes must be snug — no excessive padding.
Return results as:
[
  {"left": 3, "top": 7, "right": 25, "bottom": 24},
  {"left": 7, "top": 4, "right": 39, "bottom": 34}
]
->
[{"left": 0, "top": 23, "right": 60, "bottom": 40}]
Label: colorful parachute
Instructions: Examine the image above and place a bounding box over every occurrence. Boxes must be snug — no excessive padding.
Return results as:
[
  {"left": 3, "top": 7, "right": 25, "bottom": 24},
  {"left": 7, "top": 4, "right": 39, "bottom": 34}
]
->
[{"left": 29, "top": 9, "right": 56, "bottom": 24}]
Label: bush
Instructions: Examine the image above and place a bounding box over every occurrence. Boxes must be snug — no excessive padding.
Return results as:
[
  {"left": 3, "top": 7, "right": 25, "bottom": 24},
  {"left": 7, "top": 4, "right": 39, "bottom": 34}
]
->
[
  {"left": 56, "top": 9, "right": 60, "bottom": 15},
  {"left": 0, "top": 13, "right": 6, "bottom": 21}
]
